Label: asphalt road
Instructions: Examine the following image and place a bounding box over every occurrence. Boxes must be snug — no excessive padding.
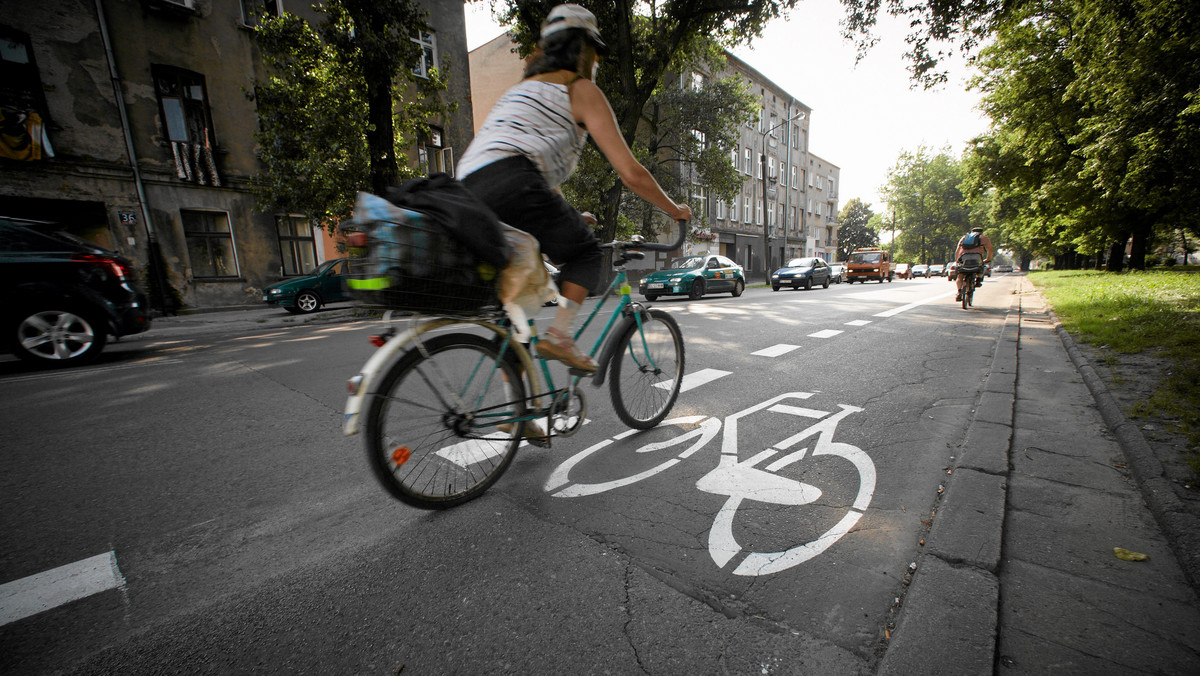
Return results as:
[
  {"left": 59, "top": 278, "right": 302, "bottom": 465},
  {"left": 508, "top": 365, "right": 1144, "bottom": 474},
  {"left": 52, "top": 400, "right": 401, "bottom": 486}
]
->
[{"left": 0, "top": 274, "right": 1021, "bottom": 674}]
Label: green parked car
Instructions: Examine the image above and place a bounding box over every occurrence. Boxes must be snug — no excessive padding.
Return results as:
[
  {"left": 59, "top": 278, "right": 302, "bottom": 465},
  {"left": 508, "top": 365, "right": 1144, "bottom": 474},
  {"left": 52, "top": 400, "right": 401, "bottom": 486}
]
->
[
  {"left": 262, "top": 258, "right": 351, "bottom": 314},
  {"left": 638, "top": 254, "right": 745, "bottom": 301}
]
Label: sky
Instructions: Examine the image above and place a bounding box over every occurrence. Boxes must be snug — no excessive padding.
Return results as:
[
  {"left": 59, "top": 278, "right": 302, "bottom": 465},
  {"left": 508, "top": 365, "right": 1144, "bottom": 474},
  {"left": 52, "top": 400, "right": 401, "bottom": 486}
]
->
[{"left": 463, "top": 1, "right": 991, "bottom": 214}]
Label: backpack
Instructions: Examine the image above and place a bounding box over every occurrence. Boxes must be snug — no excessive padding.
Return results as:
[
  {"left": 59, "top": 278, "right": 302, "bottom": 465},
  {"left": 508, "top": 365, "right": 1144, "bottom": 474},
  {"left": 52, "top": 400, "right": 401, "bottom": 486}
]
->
[{"left": 962, "top": 231, "right": 982, "bottom": 248}]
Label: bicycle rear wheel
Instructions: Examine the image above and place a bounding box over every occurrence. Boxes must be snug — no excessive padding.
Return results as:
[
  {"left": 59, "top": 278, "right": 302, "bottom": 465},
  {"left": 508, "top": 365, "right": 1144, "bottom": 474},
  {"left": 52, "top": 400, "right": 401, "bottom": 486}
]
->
[
  {"left": 609, "top": 309, "right": 685, "bottom": 429},
  {"left": 961, "top": 274, "right": 972, "bottom": 309},
  {"left": 364, "top": 333, "right": 527, "bottom": 509}
]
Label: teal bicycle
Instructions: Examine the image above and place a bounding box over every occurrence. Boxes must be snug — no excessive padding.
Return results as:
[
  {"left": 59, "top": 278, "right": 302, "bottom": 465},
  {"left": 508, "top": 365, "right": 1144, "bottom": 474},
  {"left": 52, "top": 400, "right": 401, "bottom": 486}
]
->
[{"left": 343, "top": 221, "right": 688, "bottom": 509}]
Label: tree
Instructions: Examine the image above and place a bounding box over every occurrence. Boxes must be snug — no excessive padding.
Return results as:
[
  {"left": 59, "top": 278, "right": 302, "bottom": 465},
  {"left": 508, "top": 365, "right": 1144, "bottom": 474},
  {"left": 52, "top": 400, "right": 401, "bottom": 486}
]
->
[
  {"left": 491, "top": 0, "right": 800, "bottom": 243},
  {"left": 561, "top": 49, "right": 758, "bottom": 241},
  {"left": 839, "top": 0, "right": 1021, "bottom": 88},
  {"left": 836, "top": 198, "right": 878, "bottom": 260},
  {"left": 884, "top": 147, "right": 971, "bottom": 264},
  {"left": 252, "top": 1, "right": 455, "bottom": 228}
]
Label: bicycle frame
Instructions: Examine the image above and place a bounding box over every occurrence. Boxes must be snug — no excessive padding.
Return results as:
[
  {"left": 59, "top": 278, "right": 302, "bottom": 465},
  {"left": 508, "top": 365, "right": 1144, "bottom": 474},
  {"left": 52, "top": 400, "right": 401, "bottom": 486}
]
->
[{"left": 344, "top": 262, "right": 654, "bottom": 439}]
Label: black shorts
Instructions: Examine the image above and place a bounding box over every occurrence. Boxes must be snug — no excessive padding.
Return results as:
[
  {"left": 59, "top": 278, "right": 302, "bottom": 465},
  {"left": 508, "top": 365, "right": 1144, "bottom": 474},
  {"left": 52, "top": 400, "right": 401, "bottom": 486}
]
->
[{"left": 461, "top": 156, "right": 604, "bottom": 293}]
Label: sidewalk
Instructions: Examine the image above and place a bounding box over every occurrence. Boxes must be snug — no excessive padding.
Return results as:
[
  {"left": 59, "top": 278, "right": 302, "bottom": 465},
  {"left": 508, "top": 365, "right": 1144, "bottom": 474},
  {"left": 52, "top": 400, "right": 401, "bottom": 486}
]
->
[
  {"left": 881, "top": 278, "right": 1200, "bottom": 674},
  {"left": 139, "top": 303, "right": 368, "bottom": 340}
]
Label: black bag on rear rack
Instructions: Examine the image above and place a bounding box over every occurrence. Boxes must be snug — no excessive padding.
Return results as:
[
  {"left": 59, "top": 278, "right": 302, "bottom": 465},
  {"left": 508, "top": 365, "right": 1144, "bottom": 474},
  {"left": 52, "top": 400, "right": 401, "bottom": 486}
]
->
[{"left": 343, "top": 192, "right": 501, "bottom": 315}]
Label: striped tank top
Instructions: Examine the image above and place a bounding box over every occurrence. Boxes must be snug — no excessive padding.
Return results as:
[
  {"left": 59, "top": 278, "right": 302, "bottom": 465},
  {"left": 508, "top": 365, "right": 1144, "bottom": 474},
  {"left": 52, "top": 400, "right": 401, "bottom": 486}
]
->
[{"left": 457, "top": 80, "right": 587, "bottom": 189}]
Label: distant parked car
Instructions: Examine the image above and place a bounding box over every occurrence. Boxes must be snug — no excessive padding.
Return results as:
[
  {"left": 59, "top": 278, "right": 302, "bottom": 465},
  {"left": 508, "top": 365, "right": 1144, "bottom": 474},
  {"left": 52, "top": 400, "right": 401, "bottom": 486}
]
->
[
  {"left": 929, "top": 263, "right": 946, "bottom": 277},
  {"left": 995, "top": 264, "right": 1014, "bottom": 273},
  {"left": 828, "top": 262, "right": 847, "bottom": 284},
  {"left": 911, "top": 264, "right": 930, "bottom": 278},
  {"left": 771, "top": 257, "right": 832, "bottom": 291},
  {"left": 1, "top": 217, "right": 151, "bottom": 365},
  {"left": 263, "top": 258, "right": 351, "bottom": 313},
  {"left": 894, "top": 263, "right": 911, "bottom": 280}
]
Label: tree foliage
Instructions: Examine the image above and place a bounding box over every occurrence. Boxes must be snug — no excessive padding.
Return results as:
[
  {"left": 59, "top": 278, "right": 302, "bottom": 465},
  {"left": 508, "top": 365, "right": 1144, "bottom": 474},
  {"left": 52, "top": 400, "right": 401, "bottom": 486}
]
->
[
  {"left": 489, "top": 0, "right": 799, "bottom": 242},
  {"left": 836, "top": 198, "right": 878, "bottom": 260},
  {"left": 959, "top": 0, "right": 1200, "bottom": 270},
  {"left": 251, "top": 1, "right": 455, "bottom": 229},
  {"left": 884, "top": 147, "right": 974, "bottom": 265}
]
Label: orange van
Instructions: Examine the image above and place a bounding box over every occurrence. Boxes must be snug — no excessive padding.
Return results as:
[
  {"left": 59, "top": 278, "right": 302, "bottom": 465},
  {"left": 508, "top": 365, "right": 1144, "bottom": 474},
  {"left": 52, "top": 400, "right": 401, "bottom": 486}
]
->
[{"left": 846, "top": 248, "right": 893, "bottom": 283}]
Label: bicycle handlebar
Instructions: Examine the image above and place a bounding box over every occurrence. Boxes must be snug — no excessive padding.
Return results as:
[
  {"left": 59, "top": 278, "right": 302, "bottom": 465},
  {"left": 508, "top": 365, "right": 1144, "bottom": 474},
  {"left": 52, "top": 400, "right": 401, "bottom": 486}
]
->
[{"left": 602, "top": 219, "right": 688, "bottom": 252}]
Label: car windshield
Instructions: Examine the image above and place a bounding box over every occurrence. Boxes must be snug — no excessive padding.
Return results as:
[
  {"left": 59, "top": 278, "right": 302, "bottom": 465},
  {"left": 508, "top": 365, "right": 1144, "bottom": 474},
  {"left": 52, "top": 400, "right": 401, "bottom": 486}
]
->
[
  {"left": 850, "top": 252, "right": 882, "bottom": 264},
  {"left": 668, "top": 256, "right": 704, "bottom": 270},
  {"left": 784, "top": 258, "right": 816, "bottom": 268},
  {"left": 306, "top": 259, "right": 338, "bottom": 276}
]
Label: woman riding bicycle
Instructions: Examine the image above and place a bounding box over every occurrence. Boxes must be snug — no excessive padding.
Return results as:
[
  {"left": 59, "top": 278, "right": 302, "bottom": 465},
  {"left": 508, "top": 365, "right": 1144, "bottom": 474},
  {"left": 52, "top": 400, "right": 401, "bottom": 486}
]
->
[{"left": 457, "top": 4, "right": 691, "bottom": 373}]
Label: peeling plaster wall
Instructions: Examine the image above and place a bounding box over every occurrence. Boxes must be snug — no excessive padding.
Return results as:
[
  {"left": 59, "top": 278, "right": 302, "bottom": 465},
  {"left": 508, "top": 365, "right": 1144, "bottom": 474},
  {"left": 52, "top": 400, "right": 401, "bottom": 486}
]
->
[{"left": 2, "top": 0, "right": 474, "bottom": 310}]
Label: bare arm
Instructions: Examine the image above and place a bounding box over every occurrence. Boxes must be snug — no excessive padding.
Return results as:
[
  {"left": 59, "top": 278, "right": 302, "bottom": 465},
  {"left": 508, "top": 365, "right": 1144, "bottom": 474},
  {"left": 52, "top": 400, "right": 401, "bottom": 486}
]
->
[{"left": 570, "top": 79, "right": 691, "bottom": 222}]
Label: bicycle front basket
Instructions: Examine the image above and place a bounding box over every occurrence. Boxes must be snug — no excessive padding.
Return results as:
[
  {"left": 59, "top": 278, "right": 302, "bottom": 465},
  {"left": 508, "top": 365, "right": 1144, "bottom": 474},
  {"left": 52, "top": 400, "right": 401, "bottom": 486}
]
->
[{"left": 345, "top": 208, "right": 500, "bottom": 315}]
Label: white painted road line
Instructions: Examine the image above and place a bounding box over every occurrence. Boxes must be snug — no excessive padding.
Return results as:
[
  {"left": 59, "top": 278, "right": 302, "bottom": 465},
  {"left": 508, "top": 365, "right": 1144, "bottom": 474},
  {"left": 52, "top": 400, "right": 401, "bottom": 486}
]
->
[
  {"left": 752, "top": 344, "right": 801, "bottom": 358},
  {"left": 873, "top": 291, "right": 956, "bottom": 317},
  {"left": 845, "top": 320, "right": 872, "bottom": 326},
  {"left": 0, "top": 552, "right": 124, "bottom": 626},
  {"left": 808, "top": 329, "right": 843, "bottom": 339},
  {"left": 664, "top": 368, "right": 732, "bottom": 393}
]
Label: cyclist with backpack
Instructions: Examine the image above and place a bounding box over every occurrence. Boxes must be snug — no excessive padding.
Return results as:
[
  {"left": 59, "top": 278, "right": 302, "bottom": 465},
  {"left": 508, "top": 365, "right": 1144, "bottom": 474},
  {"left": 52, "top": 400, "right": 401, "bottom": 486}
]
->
[{"left": 954, "top": 227, "right": 993, "bottom": 302}]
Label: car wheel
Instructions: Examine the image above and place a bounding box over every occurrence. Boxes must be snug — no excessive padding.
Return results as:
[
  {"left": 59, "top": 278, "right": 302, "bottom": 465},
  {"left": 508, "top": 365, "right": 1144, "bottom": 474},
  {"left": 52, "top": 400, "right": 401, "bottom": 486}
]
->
[
  {"left": 804, "top": 278, "right": 813, "bottom": 290},
  {"left": 295, "top": 290, "right": 322, "bottom": 313},
  {"left": 771, "top": 285, "right": 780, "bottom": 292},
  {"left": 689, "top": 278, "right": 705, "bottom": 300},
  {"left": 822, "top": 276, "right": 830, "bottom": 288},
  {"left": 731, "top": 280, "right": 744, "bottom": 297},
  {"left": 644, "top": 294, "right": 659, "bottom": 302},
  {"left": 12, "top": 308, "right": 108, "bottom": 366}
]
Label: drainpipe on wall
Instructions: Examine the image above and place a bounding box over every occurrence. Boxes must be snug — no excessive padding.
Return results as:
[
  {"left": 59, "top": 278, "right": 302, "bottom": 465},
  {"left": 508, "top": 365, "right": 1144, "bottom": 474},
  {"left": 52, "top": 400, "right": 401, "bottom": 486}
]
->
[{"left": 95, "top": 0, "right": 171, "bottom": 314}]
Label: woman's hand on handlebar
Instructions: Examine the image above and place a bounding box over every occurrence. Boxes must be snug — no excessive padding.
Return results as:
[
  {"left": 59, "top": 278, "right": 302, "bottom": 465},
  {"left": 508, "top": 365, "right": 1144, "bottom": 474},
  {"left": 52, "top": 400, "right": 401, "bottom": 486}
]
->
[{"left": 672, "top": 203, "right": 692, "bottom": 223}]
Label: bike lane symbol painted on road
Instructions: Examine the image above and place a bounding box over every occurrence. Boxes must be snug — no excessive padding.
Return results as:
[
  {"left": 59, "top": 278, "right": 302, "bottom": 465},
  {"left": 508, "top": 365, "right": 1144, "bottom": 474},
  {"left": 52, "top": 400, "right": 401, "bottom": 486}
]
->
[{"left": 544, "top": 393, "right": 877, "bottom": 577}]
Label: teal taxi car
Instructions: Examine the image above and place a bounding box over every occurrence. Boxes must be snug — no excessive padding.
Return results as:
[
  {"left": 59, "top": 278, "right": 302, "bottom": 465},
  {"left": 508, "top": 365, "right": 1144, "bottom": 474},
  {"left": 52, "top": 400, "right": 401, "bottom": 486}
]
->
[
  {"left": 262, "top": 258, "right": 350, "bottom": 313},
  {"left": 639, "top": 253, "right": 745, "bottom": 301}
]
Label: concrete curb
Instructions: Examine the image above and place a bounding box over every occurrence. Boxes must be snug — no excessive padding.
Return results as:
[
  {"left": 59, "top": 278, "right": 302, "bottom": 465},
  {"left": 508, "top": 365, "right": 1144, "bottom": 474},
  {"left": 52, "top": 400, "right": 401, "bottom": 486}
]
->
[
  {"left": 1047, "top": 306, "right": 1200, "bottom": 595},
  {"left": 876, "top": 292, "right": 1020, "bottom": 675}
]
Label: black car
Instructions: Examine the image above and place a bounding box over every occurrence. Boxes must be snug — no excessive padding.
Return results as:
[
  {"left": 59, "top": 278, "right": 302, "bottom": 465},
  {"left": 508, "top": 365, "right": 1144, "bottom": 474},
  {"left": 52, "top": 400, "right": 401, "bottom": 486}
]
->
[{"left": 1, "top": 218, "right": 151, "bottom": 365}]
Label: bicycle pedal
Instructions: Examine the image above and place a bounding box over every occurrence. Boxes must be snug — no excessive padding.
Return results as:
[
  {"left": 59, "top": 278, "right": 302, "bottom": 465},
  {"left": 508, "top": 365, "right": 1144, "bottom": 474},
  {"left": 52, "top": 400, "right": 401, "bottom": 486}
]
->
[{"left": 568, "top": 367, "right": 596, "bottom": 377}]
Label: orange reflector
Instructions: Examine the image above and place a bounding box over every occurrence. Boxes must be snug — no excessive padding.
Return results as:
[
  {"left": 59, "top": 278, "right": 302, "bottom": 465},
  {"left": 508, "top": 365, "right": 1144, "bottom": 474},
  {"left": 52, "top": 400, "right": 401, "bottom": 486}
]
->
[
  {"left": 392, "top": 446, "right": 412, "bottom": 466},
  {"left": 369, "top": 335, "right": 387, "bottom": 347}
]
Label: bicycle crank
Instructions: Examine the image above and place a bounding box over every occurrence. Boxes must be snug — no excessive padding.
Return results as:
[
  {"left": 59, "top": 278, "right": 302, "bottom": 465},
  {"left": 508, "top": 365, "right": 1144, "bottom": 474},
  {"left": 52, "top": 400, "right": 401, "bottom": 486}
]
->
[{"left": 550, "top": 389, "right": 587, "bottom": 438}]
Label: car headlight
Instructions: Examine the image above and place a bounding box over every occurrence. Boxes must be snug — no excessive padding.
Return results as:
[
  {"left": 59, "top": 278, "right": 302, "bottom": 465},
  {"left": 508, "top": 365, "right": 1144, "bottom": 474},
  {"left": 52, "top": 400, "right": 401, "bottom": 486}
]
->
[
  {"left": 269, "top": 288, "right": 282, "bottom": 295},
  {"left": 669, "top": 277, "right": 682, "bottom": 283}
]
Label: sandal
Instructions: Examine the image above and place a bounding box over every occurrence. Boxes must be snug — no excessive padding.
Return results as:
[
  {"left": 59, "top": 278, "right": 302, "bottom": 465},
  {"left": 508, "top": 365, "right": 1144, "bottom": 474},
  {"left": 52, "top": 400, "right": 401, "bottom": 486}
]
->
[
  {"left": 536, "top": 327, "right": 597, "bottom": 372},
  {"left": 498, "top": 420, "right": 550, "bottom": 448}
]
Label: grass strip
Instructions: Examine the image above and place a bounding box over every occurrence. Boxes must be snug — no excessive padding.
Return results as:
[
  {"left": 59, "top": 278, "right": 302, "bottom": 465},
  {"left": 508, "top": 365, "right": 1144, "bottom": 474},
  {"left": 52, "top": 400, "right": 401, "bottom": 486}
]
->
[{"left": 1028, "top": 269, "right": 1200, "bottom": 473}]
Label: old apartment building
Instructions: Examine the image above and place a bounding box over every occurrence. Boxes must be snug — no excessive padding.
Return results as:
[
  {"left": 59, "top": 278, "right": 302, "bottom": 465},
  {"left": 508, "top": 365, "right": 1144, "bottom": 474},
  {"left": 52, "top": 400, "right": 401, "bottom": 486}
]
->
[
  {"left": 468, "top": 35, "right": 840, "bottom": 277},
  {"left": 0, "top": 0, "right": 473, "bottom": 311}
]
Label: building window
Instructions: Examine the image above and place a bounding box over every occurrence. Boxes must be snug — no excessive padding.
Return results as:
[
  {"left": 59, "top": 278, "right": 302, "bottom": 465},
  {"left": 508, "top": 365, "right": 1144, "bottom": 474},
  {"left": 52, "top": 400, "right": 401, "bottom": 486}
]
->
[
  {"left": 816, "top": 174, "right": 824, "bottom": 190},
  {"left": 790, "top": 207, "right": 797, "bottom": 233},
  {"left": 790, "top": 165, "right": 797, "bottom": 189},
  {"left": 757, "top": 107, "right": 765, "bottom": 133},
  {"left": 240, "top": 0, "right": 280, "bottom": 27},
  {"left": 730, "top": 147, "right": 738, "bottom": 171},
  {"left": 807, "top": 170, "right": 813, "bottom": 188},
  {"left": 0, "top": 25, "right": 54, "bottom": 161},
  {"left": 768, "top": 155, "right": 776, "bottom": 181},
  {"left": 716, "top": 199, "right": 726, "bottom": 221},
  {"left": 743, "top": 147, "right": 752, "bottom": 174},
  {"left": 412, "top": 31, "right": 437, "bottom": 78},
  {"left": 755, "top": 153, "right": 763, "bottom": 179},
  {"left": 828, "top": 177, "right": 836, "bottom": 196},
  {"left": 153, "top": 65, "right": 220, "bottom": 185},
  {"left": 756, "top": 199, "right": 763, "bottom": 225},
  {"left": 417, "top": 126, "right": 454, "bottom": 177},
  {"left": 277, "top": 215, "right": 317, "bottom": 276},
  {"left": 690, "top": 72, "right": 705, "bottom": 91},
  {"left": 743, "top": 196, "right": 752, "bottom": 223},
  {"left": 691, "top": 184, "right": 707, "bottom": 220},
  {"left": 182, "top": 210, "right": 238, "bottom": 279},
  {"left": 792, "top": 125, "right": 799, "bottom": 149},
  {"left": 769, "top": 113, "right": 778, "bottom": 138},
  {"left": 729, "top": 195, "right": 738, "bottom": 222}
]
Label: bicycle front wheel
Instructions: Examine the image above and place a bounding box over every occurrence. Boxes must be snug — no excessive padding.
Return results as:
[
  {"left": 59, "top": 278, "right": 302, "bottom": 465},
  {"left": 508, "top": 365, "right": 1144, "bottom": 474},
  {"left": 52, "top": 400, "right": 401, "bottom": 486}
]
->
[
  {"left": 364, "top": 333, "right": 527, "bottom": 509},
  {"left": 609, "top": 309, "right": 685, "bottom": 429}
]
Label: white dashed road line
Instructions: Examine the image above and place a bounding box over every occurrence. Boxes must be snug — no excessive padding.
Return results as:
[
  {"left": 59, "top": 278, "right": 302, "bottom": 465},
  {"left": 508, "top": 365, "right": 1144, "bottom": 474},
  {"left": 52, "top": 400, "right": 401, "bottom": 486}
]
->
[
  {"left": 873, "top": 290, "right": 956, "bottom": 317},
  {"left": 845, "top": 320, "right": 871, "bottom": 326},
  {"left": 752, "top": 344, "right": 801, "bottom": 358},
  {"left": 666, "top": 368, "right": 732, "bottom": 392},
  {"left": 807, "top": 329, "right": 843, "bottom": 339},
  {"left": 0, "top": 551, "right": 124, "bottom": 626}
]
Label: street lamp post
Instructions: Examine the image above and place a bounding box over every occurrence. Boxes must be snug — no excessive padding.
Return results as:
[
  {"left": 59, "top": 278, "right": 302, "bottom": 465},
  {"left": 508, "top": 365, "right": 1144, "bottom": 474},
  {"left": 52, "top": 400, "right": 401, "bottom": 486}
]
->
[{"left": 759, "top": 111, "right": 805, "bottom": 285}]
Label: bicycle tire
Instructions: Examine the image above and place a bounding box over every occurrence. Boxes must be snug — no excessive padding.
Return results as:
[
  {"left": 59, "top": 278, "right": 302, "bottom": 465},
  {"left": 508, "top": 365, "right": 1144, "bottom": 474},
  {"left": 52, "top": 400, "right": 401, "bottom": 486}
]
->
[
  {"left": 962, "top": 275, "right": 970, "bottom": 309},
  {"left": 609, "top": 309, "right": 685, "bottom": 429},
  {"left": 968, "top": 280, "right": 975, "bottom": 307},
  {"left": 364, "top": 333, "right": 527, "bottom": 509}
]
